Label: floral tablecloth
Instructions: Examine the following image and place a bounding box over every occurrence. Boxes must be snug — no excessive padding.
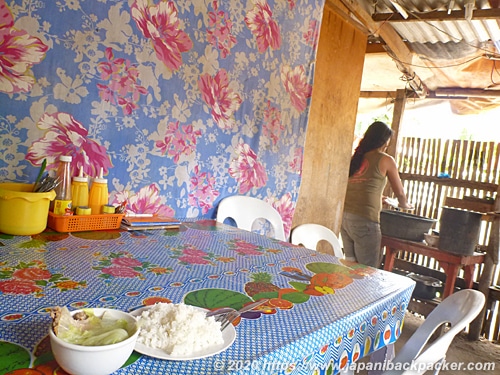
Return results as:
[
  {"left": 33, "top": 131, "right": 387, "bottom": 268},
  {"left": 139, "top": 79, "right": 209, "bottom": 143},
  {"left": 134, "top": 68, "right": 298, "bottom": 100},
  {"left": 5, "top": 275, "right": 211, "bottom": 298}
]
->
[{"left": 0, "top": 220, "right": 415, "bottom": 375}]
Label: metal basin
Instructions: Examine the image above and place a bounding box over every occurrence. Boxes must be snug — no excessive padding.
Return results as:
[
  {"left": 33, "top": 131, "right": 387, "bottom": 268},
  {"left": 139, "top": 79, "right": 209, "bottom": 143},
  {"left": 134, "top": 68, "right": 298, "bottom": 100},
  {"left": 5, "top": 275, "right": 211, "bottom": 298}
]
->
[
  {"left": 407, "top": 273, "right": 442, "bottom": 300},
  {"left": 380, "top": 209, "right": 437, "bottom": 242}
]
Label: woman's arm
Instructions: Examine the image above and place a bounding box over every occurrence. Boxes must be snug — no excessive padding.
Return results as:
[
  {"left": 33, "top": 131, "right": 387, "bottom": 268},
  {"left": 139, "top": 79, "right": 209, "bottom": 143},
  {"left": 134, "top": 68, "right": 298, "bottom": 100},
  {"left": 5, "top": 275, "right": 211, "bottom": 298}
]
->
[{"left": 380, "top": 154, "right": 414, "bottom": 209}]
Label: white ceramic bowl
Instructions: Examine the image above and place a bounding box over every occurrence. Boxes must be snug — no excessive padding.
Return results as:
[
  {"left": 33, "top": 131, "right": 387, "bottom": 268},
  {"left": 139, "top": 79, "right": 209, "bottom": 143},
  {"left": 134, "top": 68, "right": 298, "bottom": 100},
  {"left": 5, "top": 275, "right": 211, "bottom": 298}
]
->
[
  {"left": 49, "top": 308, "right": 139, "bottom": 375},
  {"left": 424, "top": 233, "right": 439, "bottom": 247}
]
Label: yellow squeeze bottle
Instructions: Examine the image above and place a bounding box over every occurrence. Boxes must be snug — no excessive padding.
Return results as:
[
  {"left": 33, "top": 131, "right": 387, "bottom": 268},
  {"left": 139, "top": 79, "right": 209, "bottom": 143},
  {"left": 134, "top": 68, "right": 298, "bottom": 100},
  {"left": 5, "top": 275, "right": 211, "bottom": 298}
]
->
[
  {"left": 88, "top": 168, "right": 109, "bottom": 215},
  {"left": 71, "top": 166, "right": 89, "bottom": 211}
]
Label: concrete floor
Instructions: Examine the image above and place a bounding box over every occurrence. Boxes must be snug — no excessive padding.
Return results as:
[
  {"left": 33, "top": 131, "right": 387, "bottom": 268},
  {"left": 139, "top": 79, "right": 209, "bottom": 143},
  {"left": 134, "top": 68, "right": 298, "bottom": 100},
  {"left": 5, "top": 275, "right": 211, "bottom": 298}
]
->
[{"left": 355, "top": 312, "right": 499, "bottom": 375}]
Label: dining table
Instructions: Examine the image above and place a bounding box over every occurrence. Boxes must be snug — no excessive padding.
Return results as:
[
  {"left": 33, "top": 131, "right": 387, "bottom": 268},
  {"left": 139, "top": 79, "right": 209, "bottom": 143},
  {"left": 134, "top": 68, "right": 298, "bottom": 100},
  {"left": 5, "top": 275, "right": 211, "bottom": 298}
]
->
[{"left": 0, "top": 219, "right": 415, "bottom": 375}]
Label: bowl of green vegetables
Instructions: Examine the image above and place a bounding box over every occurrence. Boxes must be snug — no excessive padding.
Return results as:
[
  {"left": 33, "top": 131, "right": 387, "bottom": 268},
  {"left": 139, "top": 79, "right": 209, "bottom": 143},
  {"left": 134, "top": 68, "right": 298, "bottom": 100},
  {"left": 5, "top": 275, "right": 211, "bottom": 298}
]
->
[{"left": 49, "top": 307, "right": 139, "bottom": 375}]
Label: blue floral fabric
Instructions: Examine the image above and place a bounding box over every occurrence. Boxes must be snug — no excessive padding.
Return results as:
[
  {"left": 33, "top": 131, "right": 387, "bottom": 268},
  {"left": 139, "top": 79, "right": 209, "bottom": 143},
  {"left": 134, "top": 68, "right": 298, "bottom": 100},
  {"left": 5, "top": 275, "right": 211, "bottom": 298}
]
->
[{"left": 0, "top": 0, "right": 325, "bottom": 236}]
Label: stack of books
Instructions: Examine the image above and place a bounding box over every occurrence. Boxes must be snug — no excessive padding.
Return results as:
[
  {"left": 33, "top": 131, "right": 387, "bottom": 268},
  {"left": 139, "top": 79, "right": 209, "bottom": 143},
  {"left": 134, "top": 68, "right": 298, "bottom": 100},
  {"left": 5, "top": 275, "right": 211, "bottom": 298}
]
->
[{"left": 120, "top": 215, "right": 182, "bottom": 231}]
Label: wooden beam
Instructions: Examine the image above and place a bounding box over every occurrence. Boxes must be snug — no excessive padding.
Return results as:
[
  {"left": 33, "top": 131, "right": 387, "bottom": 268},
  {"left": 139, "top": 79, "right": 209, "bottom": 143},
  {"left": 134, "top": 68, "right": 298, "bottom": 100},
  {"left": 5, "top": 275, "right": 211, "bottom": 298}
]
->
[
  {"left": 335, "top": 0, "right": 428, "bottom": 97},
  {"left": 324, "top": 0, "right": 370, "bottom": 34},
  {"left": 360, "top": 90, "right": 421, "bottom": 99},
  {"left": 366, "top": 41, "right": 412, "bottom": 54},
  {"left": 372, "top": 9, "right": 500, "bottom": 22},
  {"left": 432, "top": 88, "right": 500, "bottom": 98},
  {"left": 361, "top": 88, "right": 500, "bottom": 99},
  {"left": 366, "top": 43, "right": 387, "bottom": 54},
  {"left": 359, "top": 91, "right": 396, "bottom": 98}
]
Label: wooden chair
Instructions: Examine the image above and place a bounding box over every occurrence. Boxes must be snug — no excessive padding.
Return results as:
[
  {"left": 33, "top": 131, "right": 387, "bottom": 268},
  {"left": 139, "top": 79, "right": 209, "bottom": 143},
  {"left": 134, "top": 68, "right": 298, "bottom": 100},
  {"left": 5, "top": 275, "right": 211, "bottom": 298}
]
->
[{"left": 216, "top": 195, "right": 286, "bottom": 241}]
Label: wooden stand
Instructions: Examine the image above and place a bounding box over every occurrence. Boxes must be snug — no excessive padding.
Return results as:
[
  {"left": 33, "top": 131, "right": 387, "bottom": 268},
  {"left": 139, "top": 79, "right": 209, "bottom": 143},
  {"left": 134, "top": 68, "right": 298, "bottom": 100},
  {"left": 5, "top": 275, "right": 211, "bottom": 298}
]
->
[
  {"left": 382, "top": 236, "right": 485, "bottom": 299},
  {"left": 443, "top": 195, "right": 500, "bottom": 340},
  {"left": 468, "top": 212, "right": 500, "bottom": 340}
]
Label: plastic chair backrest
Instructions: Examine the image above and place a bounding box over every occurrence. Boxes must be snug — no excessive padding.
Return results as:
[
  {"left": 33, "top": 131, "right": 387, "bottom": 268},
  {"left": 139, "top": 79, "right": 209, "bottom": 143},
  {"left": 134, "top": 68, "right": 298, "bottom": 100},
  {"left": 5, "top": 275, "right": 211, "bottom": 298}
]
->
[
  {"left": 216, "top": 195, "right": 286, "bottom": 241},
  {"left": 382, "top": 289, "right": 485, "bottom": 375},
  {"left": 290, "top": 223, "right": 344, "bottom": 258}
]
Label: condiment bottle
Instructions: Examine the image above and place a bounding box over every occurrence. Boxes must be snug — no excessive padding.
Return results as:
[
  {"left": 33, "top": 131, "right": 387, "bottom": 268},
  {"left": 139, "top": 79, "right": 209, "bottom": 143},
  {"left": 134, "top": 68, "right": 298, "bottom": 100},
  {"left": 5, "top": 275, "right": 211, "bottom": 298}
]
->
[
  {"left": 101, "top": 204, "right": 116, "bottom": 214},
  {"left": 71, "top": 166, "right": 89, "bottom": 211},
  {"left": 88, "top": 168, "right": 109, "bottom": 214},
  {"left": 76, "top": 206, "right": 91, "bottom": 215},
  {"left": 53, "top": 155, "right": 73, "bottom": 215}
]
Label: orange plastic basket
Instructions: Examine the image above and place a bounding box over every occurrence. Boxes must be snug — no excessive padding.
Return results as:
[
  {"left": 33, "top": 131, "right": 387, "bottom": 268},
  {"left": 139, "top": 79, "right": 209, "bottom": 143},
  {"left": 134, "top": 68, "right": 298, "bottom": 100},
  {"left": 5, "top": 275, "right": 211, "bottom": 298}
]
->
[{"left": 47, "top": 212, "right": 124, "bottom": 232}]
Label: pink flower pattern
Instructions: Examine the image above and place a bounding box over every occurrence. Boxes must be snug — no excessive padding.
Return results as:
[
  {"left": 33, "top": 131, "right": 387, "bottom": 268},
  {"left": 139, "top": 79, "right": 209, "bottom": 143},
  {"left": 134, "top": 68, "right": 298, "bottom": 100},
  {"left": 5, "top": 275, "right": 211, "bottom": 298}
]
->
[
  {"left": 115, "top": 183, "right": 175, "bottom": 216},
  {"left": 207, "top": 1, "right": 237, "bottom": 58},
  {"left": 268, "top": 193, "right": 294, "bottom": 239},
  {"left": 25, "top": 112, "right": 112, "bottom": 178},
  {"left": 112, "top": 257, "right": 143, "bottom": 268},
  {"left": 244, "top": 0, "right": 281, "bottom": 53},
  {"left": 281, "top": 65, "right": 313, "bottom": 113},
  {"left": 155, "top": 121, "right": 202, "bottom": 163},
  {"left": 131, "top": 0, "right": 193, "bottom": 72},
  {"left": 0, "top": 0, "right": 48, "bottom": 93},
  {"left": 229, "top": 141, "right": 268, "bottom": 194},
  {"left": 97, "top": 48, "right": 148, "bottom": 115},
  {"left": 94, "top": 252, "right": 173, "bottom": 281},
  {"left": 0, "top": 260, "right": 86, "bottom": 297},
  {"left": 102, "top": 266, "right": 141, "bottom": 278},
  {"left": 262, "top": 101, "right": 284, "bottom": 146},
  {"left": 170, "top": 244, "right": 236, "bottom": 267},
  {"left": 189, "top": 165, "right": 220, "bottom": 215},
  {"left": 198, "top": 69, "right": 242, "bottom": 130},
  {"left": 226, "top": 239, "right": 282, "bottom": 256},
  {"left": 303, "top": 19, "right": 320, "bottom": 50},
  {"left": 177, "top": 255, "right": 211, "bottom": 265},
  {"left": 289, "top": 147, "right": 303, "bottom": 174}
]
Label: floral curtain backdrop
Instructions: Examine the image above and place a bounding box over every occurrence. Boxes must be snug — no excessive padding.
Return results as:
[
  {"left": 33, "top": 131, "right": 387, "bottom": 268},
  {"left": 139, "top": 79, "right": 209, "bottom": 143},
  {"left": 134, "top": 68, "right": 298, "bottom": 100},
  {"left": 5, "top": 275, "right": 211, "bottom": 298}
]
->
[{"left": 0, "top": 0, "right": 325, "bottom": 236}]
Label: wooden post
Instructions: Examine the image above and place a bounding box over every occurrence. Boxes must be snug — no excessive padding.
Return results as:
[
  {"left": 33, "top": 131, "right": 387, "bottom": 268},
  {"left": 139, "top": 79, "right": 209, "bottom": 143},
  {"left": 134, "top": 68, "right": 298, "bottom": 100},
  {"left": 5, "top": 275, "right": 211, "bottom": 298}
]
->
[
  {"left": 293, "top": 5, "right": 366, "bottom": 236},
  {"left": 384, "top": 89, "right": 406, "bottom": 198},
  {"left": 386, "top": 89, "right": 406, "bottom": 158},
  {"left": 468, "top": 188, "right": 500, "bottom": 340}
]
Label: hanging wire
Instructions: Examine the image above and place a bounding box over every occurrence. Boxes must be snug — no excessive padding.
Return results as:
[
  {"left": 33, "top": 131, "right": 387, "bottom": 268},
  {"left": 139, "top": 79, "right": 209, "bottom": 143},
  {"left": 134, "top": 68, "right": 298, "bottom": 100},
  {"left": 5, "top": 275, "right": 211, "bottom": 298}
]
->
[
  {"left": 374, "top": 1, "right": 500, "bottom": 63},
  {"left": 490, "top": 59, "right": 500, "bottom": 86}
]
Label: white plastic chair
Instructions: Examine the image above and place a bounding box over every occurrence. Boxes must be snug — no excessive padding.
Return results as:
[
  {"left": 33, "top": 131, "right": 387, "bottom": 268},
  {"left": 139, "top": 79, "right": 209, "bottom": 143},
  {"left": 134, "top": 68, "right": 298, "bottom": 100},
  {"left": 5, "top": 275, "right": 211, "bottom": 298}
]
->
[
  {"left": 290, "top": 223, "right": 344, "bottom": 258},
  {"left": 381, "top": 289, "right": 486, "bottom": 375},
  {"left": 216, "top": 195, "right": 286, "bottom": 241}
]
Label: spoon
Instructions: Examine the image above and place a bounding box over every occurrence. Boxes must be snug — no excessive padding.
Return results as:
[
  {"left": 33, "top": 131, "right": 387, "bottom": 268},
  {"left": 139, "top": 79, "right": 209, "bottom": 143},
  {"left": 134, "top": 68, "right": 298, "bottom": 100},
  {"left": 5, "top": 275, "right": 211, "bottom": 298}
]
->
[{"left": 34, "top": 175, "right": 61, "bottom": 193}]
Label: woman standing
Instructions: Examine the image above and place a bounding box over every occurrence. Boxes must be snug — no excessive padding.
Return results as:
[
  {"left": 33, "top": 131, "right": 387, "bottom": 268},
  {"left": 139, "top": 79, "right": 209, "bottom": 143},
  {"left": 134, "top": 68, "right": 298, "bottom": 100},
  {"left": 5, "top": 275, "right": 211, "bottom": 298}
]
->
[{"left": 341, "top": 121, "right": 413, "bottom": 267}]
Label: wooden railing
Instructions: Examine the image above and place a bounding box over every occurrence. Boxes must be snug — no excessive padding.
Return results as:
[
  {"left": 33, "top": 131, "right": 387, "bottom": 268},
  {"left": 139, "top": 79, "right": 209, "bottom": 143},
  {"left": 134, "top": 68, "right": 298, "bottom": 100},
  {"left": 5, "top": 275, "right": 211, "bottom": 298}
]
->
[{"left": 393, "top": 137, "right": 500, "bottom": 341}]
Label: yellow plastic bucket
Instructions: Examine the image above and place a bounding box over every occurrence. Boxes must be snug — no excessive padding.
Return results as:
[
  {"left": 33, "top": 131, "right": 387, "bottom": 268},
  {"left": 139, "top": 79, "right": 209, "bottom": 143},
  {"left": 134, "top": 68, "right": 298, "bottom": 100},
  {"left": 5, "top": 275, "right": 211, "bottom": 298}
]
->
[{"left": 0, "top": 183, "right": 56, "bottom": 236}]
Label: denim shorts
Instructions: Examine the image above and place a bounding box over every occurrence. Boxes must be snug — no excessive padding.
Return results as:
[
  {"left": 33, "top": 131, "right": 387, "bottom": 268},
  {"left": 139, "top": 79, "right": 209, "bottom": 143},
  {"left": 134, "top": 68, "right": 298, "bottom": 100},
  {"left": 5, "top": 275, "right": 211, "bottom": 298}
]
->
[{"left": 340, "top": 212, "right": 382, "bottom": 267}]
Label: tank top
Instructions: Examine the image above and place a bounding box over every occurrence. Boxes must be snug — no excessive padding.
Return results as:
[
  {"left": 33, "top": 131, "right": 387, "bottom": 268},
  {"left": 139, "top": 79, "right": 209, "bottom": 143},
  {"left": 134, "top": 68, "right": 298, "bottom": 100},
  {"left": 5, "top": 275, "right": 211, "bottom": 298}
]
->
[{"left": 343, "top": 151, "right": 387, "bottom": 223}]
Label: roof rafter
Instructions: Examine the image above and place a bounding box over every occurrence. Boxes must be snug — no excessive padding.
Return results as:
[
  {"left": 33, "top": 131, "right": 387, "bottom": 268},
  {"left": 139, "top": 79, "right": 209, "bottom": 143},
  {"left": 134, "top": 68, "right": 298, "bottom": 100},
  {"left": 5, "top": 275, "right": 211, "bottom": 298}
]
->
[
  {"left": 333, "top": 0, "right": 428, "bottom": 97},
  {"left": 372, "top": 9, "right": 500, "bottom": 22}
]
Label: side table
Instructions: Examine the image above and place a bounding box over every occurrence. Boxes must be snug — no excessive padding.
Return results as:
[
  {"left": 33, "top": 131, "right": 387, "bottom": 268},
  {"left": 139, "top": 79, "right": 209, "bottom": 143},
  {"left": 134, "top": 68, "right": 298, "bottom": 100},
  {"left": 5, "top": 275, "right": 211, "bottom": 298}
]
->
[{"left": 382, "top": 235, "right": 485, "bottom": 298}]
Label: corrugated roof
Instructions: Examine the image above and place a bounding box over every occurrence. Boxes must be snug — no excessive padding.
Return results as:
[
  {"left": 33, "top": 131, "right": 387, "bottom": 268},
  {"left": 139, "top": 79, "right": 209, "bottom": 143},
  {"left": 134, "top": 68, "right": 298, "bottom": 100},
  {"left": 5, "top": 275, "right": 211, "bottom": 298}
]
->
[
  {"left": 356, "top": 0, "right": 500, "bottom": 112},
  {"left": 370, "top": 0, "right": 500, "bottom": 46}
]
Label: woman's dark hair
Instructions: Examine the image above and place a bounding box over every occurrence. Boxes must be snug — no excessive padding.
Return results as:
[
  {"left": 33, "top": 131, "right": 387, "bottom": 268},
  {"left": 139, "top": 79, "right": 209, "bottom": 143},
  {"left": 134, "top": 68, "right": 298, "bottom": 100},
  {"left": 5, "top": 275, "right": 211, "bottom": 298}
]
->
[{"left": 349, "top": 121, "right": 393, "bottom": 177}]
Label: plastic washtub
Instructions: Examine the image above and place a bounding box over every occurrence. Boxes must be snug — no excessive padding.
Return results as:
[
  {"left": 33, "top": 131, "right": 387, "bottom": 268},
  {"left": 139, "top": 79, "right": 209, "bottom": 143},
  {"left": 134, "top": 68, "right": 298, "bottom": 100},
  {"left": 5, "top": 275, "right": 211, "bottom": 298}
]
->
[{"left": 0, "top": 183, "right": 56, "bottom": 235}]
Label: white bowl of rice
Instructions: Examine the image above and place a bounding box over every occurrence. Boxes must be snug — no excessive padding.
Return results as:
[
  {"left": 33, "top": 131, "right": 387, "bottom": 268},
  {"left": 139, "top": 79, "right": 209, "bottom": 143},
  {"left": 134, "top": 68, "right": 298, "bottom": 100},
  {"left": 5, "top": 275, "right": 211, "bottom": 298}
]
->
[{"left": 132, "top": 302, "right": 235, "bottom": 360}]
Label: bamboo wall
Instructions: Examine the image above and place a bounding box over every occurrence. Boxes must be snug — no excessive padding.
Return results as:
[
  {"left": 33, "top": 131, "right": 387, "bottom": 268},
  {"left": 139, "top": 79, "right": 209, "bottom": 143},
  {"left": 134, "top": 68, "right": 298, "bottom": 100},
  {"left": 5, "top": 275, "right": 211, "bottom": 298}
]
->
[
  {"left": 397, "top": 138, "right": 499, "bottom": 219},
  {"left": 394, "top": 137, "right": 500, "bottom": 341}
]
